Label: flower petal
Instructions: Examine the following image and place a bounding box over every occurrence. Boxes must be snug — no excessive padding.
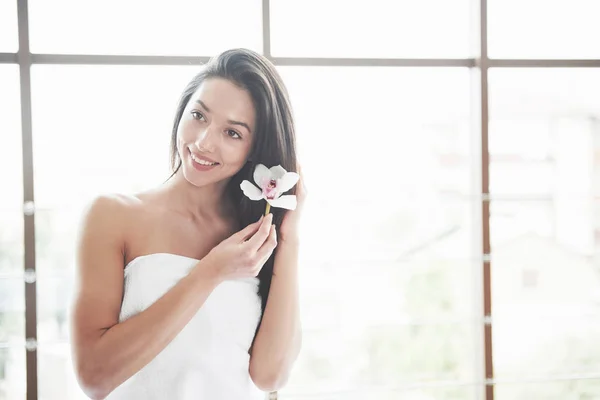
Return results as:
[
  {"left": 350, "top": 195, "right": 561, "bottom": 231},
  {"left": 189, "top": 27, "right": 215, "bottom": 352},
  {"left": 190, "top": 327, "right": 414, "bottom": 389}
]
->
[
  {"left": 267, "top": 195, "right": 297, "bottom": 210},
  {"left": 269, "top": 165, "right": 288, "bottom": 180},
  {"left": 240, "top": 180, "right": 264, "bottom": 201},
  {"left": 277, "top": 172, "right": 299, "bottom": 193},
  {"left": 253, "top": 164, "right": 271, "bottom": 188}
]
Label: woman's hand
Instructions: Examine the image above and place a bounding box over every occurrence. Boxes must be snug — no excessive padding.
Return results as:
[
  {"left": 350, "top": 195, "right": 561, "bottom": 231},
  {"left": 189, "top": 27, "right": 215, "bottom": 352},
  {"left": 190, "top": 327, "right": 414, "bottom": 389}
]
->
[
  {"left": 279, "top": 164, "right": 307, "bottom": 244},
  {"left": 203, "top": 213, "right": 277, "bottom": 281}
]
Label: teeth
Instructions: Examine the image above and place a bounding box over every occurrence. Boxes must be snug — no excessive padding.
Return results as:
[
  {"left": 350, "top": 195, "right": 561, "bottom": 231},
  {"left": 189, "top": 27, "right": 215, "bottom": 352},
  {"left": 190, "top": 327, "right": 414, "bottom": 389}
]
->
[{"left": 191, "top": 153, "right": 217, "bottom": 166}]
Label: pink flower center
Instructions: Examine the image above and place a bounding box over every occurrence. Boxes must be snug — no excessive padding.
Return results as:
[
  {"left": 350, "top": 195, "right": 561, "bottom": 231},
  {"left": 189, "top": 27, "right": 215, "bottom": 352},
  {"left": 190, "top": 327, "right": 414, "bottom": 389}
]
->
[{"left": 263, "top": 179, "right": 278, "bottom": 200}]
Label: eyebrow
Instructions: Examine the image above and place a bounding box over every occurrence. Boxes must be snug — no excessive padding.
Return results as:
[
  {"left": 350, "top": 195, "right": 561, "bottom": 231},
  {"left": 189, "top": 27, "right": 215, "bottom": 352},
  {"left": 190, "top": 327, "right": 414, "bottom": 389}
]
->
[{"left": 195, "top": 99, "right": 252, "bottom": 134}]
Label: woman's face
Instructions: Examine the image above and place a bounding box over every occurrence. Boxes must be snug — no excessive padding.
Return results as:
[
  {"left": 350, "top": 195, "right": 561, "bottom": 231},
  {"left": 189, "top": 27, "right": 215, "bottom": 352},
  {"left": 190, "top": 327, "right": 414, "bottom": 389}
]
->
[{"left": 177, "top": 77, "right": 256, "bottom": 188}]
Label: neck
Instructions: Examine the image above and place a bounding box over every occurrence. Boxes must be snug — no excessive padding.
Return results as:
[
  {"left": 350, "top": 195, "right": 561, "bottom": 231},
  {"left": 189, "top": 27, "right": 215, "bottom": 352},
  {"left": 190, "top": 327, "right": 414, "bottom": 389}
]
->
[{"left": 162, "top": 169, "right": 234, "bottom": 220}]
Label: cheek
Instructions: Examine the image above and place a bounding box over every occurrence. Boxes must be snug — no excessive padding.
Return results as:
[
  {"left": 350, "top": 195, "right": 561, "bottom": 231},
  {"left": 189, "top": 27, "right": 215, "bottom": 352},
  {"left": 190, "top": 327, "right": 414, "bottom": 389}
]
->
[{"left": 176, "top": 120, "right": 195, "bottom": 149}]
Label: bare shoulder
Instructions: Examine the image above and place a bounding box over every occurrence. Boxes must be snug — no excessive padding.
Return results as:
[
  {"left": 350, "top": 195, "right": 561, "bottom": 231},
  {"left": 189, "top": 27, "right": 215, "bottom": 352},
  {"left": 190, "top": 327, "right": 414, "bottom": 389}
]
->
[
  {"left": 82, "top": 193, "right": 141, "bottom": 219},
  {"left": 76, "top": 193, "right": 144, "bottom": 263},
  {"left": 80, "top": 192, "right": 144, "bottom": 229}
]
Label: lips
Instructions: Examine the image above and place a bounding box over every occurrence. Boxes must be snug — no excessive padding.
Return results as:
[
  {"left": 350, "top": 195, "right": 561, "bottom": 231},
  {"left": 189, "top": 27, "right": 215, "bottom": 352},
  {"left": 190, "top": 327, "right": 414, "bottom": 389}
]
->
[{"left": 189, "top": 149, "right": 219, "bottom": 166}]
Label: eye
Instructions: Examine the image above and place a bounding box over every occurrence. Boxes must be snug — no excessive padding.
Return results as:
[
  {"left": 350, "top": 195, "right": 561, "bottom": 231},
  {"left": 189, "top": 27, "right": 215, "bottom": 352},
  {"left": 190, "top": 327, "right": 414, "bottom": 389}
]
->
[
  {"left": 191, "top": 110, "right": 205, "bottom": 121},
  {"left": 226, "top": 129, "right": 242, "bottom": 139}
]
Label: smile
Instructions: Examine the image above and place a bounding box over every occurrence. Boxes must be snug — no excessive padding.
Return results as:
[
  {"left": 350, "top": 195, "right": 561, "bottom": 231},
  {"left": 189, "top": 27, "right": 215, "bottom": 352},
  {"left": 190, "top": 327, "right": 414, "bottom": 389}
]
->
[{"left": 189, "top": 149, "right": 219, "bottom": 166}]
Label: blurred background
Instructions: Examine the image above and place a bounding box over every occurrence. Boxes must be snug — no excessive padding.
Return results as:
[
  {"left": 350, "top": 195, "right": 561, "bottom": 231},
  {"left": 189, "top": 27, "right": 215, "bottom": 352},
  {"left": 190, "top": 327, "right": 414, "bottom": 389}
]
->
[{"left": 2, "top": 0, "right": 600, "bottom": 399}]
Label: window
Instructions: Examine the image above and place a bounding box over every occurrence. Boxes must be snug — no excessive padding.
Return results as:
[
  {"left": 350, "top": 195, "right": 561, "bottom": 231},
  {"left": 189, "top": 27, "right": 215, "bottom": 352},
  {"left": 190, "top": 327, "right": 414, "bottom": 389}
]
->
[
  {"left": 0, "top": 1, "right": 18, "bottom": 52},
  {"left": 4, "top": 1, "right": 600, "bottom": 399},
  {"left": 489, "top": 69, "right": 600, "bottom": 398},
  {"left": 28, "top": 0, "right": 263, "bottom": 55},
  {"left": 488, "top": 0, "right": 600, "bottom": 59},
  {"left": 277, "top": 68, "right": 480, "bottom": 396},
  {"left": 270, "top": 0, "right": 471, "bottom": 58}
]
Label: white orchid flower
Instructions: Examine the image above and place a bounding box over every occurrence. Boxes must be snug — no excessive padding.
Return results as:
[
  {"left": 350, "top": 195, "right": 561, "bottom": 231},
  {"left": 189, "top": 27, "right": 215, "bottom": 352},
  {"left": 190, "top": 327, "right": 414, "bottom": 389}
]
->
[{"left": 240, "top": 164, "right": 299, "bottom": 213}]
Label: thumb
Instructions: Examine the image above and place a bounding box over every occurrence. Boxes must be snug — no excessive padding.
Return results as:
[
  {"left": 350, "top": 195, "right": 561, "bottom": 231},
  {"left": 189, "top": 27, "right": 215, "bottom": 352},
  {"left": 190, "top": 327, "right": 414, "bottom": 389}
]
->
[{"left": 231, "top": 215, "right": 264, "bottom": 243}]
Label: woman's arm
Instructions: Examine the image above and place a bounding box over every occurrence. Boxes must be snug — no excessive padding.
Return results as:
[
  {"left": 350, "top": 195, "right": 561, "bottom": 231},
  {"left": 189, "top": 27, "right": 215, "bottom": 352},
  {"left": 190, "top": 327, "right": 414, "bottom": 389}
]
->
[
  {"left": 249, "top": 237, "right": 302, "bottom": 392},
  {"left": 71, "top": 195, "right": 222, "bottom": 399}
]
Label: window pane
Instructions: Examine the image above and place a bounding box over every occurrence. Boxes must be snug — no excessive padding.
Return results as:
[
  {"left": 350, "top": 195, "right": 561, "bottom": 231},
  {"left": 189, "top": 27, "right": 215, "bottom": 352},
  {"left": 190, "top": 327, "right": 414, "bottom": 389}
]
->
[
  {"left": 271, "top": 0, "right": 470, "bottom": 58},
  {"left": 29, "top": 0, "right": 262, "bottom": 55},
  {"left": 31, "top": 65, "right": 198, "bottom": 210},
  {"left": 0, "top": 65, "right": 22, "bottom": 209},
  {"left": 492, "top": 199, "right": 600, "bottom": 376},
  {"left": 0, "top": 212, "right": 23, "bottom": 274},
  {"left": 489, "top": 0, "right": 600, "bottom": 59},
  {"left": 0, "top": 280, "right": 24, "bottom": 400},
  {"left": 493, "top": 316, "right": 600, "bottom": 380},
  {"left": 0, "top": 281, "right": 25, "bottom": 397},
  {"left": 495, "top": 379, "right": 600, "bottom": 400},
  {"left": 281, "top": 324, "right": 478, "bottom": 397},
  {"left": 0, "top": 65, "right": 23, "bottom": 274},
  {"left": 279, "top": 66, "right": 477, "bottom": 394},
  {"left": 0, "top": 347, "right": 26, "bottom": 400},
  {"left": 37, "top": 277, "right": 72, "bottom": 344},
  {"left": 35, "top": 209, "right": 79, "bottom": 277},
  {"left": 0, "top": 279, "right": 24, "bottom": 343},
  {"left": 38, "top": 343, "right": 87, "bottom": 400},
  {"left": 0, "top": 0, "right": 18, "bottom": 52},
  {"left": 489, "top": 69, "right": 600, "bottom": 198},
  {"left": 292, "top": 259, "right": 479, "bottom": 393}
]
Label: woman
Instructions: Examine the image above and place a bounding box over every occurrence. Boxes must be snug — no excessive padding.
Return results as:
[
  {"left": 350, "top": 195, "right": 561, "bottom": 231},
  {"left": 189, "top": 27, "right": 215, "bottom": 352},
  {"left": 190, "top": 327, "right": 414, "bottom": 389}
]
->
[{"left": 70, "top": 48, "right": 304, "bottom": 399}]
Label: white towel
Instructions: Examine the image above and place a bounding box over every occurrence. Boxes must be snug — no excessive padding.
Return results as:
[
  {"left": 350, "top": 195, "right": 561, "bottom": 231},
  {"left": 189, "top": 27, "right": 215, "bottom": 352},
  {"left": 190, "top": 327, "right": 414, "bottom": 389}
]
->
[{"left": 106, "top": 253, "right": 264, "bottom": 400}]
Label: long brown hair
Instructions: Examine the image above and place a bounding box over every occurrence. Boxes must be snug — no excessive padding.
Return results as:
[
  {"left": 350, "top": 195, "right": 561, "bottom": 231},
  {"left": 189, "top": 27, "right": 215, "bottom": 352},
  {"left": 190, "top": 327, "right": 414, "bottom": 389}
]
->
[{"left": 168, "top": 48, "right": 298, "bottom": 316}]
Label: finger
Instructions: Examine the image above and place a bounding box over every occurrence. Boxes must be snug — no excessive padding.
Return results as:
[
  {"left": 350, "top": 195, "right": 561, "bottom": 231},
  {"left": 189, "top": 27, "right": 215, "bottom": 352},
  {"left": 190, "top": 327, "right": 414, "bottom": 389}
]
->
[
  {"left": 255, "top": 224, "right": 277, "bottom": 262},
  {"left": 246, "top": 213, "right": 273, "bottom": 251},
  {"left": 231, "top": 215, "right": 264, "bottom": 243}
]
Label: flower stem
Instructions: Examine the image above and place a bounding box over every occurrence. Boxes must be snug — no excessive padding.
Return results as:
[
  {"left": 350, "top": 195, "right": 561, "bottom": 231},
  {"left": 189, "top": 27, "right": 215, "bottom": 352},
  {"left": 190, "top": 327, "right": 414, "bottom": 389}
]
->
[{"left": 264, "top": 203, "right": 271, "bottom": 216}]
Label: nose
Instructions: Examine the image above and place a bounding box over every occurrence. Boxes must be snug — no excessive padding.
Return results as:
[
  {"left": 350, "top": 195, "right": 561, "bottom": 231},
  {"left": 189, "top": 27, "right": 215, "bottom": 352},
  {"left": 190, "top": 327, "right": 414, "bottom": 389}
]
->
[{"left": 194, "top": 125, "right": 218, "bottom": 153}]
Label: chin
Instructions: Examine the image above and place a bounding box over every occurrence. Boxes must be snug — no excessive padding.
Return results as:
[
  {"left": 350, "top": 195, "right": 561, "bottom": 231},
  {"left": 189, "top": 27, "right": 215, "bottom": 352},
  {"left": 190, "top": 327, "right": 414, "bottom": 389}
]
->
[{"left": 182, "top": 163, "right": 238, "bottom": 189}]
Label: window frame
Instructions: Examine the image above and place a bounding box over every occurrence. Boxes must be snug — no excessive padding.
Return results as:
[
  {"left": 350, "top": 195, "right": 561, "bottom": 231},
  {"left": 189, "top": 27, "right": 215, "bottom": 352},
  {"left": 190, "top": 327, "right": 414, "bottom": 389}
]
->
[{"left": 1, "top": 0, "right": 600, "bottom": 399}]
